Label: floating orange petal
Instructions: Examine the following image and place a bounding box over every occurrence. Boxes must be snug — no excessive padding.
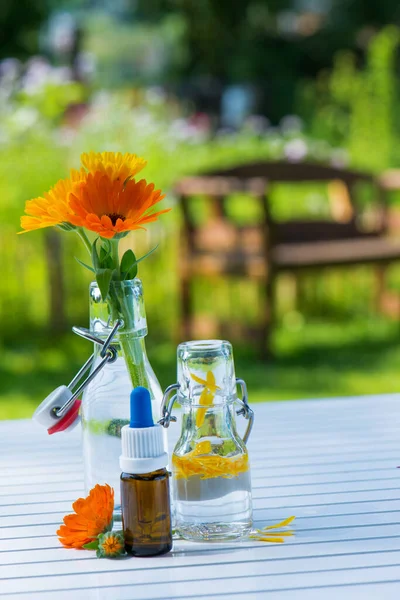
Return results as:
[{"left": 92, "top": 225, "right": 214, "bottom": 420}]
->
[
  {"left": 173, "top": 449, "right": 249, "bottom": 480},
  {"left": 191, "top": 371, "right": 220, "bottom": 428},
  {"left": 249, "top": 516, "right": 296, "bottom": 544}
]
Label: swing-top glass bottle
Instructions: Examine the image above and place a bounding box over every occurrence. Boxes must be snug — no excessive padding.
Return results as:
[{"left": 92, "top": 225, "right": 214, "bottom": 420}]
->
[
  {"left": 165, "top": 339, "right": 253, "bottom": 541},
  {"left": 81, "top": 279, "right": 163, "bottom": 517}
]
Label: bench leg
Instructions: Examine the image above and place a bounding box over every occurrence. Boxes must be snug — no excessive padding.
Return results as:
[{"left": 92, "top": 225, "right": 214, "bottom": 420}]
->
[{"left": 260, "top": 272, "right": 275, "bottom": 359}]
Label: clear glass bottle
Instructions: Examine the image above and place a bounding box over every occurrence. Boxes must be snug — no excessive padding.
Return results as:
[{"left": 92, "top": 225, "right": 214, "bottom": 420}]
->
[
  {"left": 81, "top": 279, "right": 163, "bottom": 517},
  {"left": 171, "top": 340, "right": 253, "bottom": 541}
]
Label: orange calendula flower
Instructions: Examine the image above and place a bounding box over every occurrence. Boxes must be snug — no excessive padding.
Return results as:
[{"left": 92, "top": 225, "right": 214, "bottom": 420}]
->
[
  {"left": 81, "top": 151, "right": 147, "bottom": 182},
  {"left": 68, "top": 172, "right": 169, "bottom": 239},
  {"left": 57, "top": 484, "right": 114, "bottom": 549},
  {"left": 20, "top": 151, "right": 168, "bottom": 237},
  {"left": 19, "top": 169, "right": 87, "bottom": 233},
  {"left": 191, "top": 371, "right": 220, "bottom": 428}
]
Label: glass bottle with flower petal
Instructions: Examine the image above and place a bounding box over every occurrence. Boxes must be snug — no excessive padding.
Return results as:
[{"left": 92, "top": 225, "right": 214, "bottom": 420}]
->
[
  {"left": 168, "top": 340, "right": 254, "bottom": 541},
  {"left": 19, "top": 151, "right": 170, "bottom": 519}
]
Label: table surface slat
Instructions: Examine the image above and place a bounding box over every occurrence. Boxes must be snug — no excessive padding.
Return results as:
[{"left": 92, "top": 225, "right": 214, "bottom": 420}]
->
[{"left": 0, "top": 394, "right": 400, "bottom": 599}]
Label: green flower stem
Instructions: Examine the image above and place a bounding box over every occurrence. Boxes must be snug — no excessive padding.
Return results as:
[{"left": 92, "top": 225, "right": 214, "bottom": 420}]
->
[
  {"left": 76, "top": 228, "right": 92, "bottom": 256},
  {"left": 107, "top": 239, "right": 147, "bottom": 389},
  {"left": 75, "top": 231, "right": 146, "bottom": 391},
  {"left": 119, "top": 334, "right": 148, "bottom": 389},
  {"left": 111, "top": 239, "right": 120, "bottom": 277}
]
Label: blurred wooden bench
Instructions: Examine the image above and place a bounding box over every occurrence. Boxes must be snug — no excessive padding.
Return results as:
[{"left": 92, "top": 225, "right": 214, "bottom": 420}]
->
[{"left": 176, "top": 161, "right": 400, "bottom": 355}]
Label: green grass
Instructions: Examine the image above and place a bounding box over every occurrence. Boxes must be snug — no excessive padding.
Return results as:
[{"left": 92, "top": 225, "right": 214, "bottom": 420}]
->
[{"left": 2, "top": 317, "right": 400, "bottom": 420}]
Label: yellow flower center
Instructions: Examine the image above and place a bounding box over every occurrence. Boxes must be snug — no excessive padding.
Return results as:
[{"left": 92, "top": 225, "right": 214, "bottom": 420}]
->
[{"left": 102, "top": 536, "right": 123, "bottom": 555}]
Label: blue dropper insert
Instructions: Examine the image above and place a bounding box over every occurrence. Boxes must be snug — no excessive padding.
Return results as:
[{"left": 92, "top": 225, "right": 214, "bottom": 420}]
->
[{"left": 130, "top": 386, "right": 154, "bottom": 428}]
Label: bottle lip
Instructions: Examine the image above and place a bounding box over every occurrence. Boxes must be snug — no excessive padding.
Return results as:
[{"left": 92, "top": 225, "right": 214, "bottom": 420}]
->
[
  {"left": 89, "top": 278, "right": 142, "bottom": 290},
  {"left": 177, "top": 339, "right": 236, "bottom": 405},
  {"left": 178, "top": 340, "right": 232, "bottom": 353}
]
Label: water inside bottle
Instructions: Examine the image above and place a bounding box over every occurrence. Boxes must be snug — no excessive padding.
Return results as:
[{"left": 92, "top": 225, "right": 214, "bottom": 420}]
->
[{"left": 173, "top": 470, "right": 252, "bottom": 540}]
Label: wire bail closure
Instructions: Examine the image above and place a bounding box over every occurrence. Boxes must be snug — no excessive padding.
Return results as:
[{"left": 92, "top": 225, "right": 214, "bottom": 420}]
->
[
  {"left": 234, "top": 378, "right": 254, "bottom": 444},
  {"left": 158, "top": 384, "right": 180, "bottom": 428},
  {"left": 58, "top": 319, "right": 121, "bottom": 417},
  {"left": 33, "top": 320, "right": 122, "bottom": 434},
  {"left": 159, "top": 378, "right": 254, "bottom": 444}
]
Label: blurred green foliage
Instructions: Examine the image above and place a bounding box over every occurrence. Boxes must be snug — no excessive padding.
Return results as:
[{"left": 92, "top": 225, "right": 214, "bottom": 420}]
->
[
  {"left": 4, "top": 317, "right": 400, "bottom": 419},
  {"left": 4, "top": 1, "right": 400, "bottom": 120},
  {"left": 3, "top": 22, "right": 400, "bottom": 418},
  {"left": 79, "top": 0, "right": 400, "bottom": 120},
  {"left": 301, "top": 26, "right": 400, "bottom": 172},
  {"left": 83, "top": 12, "right": 188, "bottom": 87}
]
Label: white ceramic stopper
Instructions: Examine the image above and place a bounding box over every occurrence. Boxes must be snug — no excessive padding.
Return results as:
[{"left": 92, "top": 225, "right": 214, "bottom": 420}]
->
[{"left": 33, "top": 386, "right": 73, "bottom": 429}]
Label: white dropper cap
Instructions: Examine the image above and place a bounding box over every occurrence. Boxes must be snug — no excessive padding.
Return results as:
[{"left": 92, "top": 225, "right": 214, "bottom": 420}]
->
[{"left": 119, "top": 387, "right": 168, "bottom": 474}]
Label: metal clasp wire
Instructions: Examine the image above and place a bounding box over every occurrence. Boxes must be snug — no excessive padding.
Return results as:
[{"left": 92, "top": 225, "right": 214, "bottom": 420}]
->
[
  {"left": 158, "top": 383, "right": 180, "bottom": 428},
  {"left": 158, "top": 378, "right": 254, "bottom": 443},
  {"left": 54, "top": 320, "right": 121, "bottom": 418},
  {"left": 235, "top": 378, "right": 254, "bottom": 444}
]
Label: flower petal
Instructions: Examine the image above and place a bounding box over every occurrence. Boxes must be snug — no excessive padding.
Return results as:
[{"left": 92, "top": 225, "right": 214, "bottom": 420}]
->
[{"left": 57, "top": 484, "right": 114, "bottom": 549}]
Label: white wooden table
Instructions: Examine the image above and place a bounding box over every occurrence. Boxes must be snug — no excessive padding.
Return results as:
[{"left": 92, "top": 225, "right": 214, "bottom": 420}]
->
[{"left": 1, "top": 394, "right": 400, "bottom": 599}]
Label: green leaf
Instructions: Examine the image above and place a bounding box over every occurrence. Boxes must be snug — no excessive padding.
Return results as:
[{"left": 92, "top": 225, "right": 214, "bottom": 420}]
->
[
  {"left": 99, "top": 245, "right": 113, "bottom": 270},
  {"left": 75, "top": 257, "right": 95, "bottom": 273},
  {"left": 99, "top": 239, "right": 113, "bottom": 265},
  {"left": 99, "top": 246, "right": 108, "bottom": 262},
  {"left": 110, "top": 268, "right": 120, "bottom": 282},
  {"left": 91, "top": 238, "right": 100, "bottom": 270},
  {"left": 136, "top": 244, "right": 159, "bottom": 265},
  {"left": 119, "top": 245, "right": 159, "bottom": 281},
  {"left": 96, "top": 268, "right": 113, "bottom": 301},
  {"left": 120, "top": 249, "right": 138, "bottom": 280},
  {"left": 83, "top": 540, "right": 99, "bottom": 550},
  {"left": 58, "top": 223, "right": 76, "bottom": 232}
]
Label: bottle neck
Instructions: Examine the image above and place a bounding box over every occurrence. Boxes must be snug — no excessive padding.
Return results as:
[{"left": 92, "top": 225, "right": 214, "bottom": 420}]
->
[
  {"left": 94, "top": 335, "right": 148, "bottom": 360},
  {"left": 94, "top": 334, "right": 151, "bottom": 390},
  {"left": 89, "top": 279, "right": 152, "bottom": 390},
  {"left": 180, "top": 402, "right": 238, "bottom": 437},
  {"left": 89, "top": 279, "right": 148, "bottom": 339}
]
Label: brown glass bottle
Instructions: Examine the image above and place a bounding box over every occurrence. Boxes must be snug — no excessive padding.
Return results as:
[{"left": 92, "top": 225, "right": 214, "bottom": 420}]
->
[{"left": 121, "top": 467, "right": 172, "bottom": 557}]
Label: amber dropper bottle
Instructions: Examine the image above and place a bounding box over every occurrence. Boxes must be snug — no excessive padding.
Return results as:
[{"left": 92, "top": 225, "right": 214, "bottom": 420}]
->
[{"left": 120, "top": 386, "right": 172, "bottom": 557}]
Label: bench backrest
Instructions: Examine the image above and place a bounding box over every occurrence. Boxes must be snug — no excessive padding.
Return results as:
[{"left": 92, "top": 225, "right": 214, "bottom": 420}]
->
[{"left": 175, "top": 161, "right": 387, "bottom": 257}]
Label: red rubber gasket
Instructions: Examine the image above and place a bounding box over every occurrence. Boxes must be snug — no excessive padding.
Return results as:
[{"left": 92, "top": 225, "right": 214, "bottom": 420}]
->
[{"left": 47, "top": 399, "right": 82, "bottom": 435}]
